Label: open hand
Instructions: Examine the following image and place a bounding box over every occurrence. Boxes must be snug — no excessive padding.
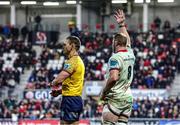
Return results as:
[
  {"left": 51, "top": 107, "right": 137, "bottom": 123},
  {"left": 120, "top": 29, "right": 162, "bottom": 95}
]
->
[{"left": 114, "top": 9, "right": 125, "bottom": 24}]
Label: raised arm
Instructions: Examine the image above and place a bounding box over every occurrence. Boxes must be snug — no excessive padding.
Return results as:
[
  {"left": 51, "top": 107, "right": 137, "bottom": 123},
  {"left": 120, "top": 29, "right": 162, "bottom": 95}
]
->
[{"left": 114, "top": 9, "right": 131, "bottom": 47}]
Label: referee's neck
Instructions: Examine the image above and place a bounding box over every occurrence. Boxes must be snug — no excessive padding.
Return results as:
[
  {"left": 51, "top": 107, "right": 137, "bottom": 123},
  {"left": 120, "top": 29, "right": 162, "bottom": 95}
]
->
[{"left": 68, "top": 50, "right": 78, "bottom": 59}]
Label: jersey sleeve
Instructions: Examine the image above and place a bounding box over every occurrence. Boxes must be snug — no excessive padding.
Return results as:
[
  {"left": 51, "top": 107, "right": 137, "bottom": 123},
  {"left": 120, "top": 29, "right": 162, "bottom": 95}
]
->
[
  {"left": 108, "top": 56, "right": 122, "bottom": 71},
  {"left": 63, "top": 59, "right": 76, "bottom": 74}
]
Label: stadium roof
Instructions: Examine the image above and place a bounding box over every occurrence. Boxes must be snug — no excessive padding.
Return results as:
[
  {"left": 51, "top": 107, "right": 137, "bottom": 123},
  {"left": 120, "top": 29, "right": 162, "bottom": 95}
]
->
[{"left": 0, "top": 0, "right": 179, "bottom": 7}]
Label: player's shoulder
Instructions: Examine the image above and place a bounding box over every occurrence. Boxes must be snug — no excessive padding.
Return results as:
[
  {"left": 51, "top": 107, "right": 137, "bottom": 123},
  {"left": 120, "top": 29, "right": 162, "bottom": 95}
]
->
[
  {"left": 110, "top": 53, "right": 119, "bottom": 60},
  {"left": 126, "top": 47, "right": 134, "bottom": 55},
  {"left": 127, "top": 46, "right": 133, "bottom": 51},
  {"left": 109, "top": 54, "right": 121, "bottom": 64}
]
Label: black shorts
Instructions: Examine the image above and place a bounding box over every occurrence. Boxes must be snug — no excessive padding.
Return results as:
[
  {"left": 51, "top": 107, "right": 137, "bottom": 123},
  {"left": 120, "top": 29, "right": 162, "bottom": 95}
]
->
[{"left": 60, "top": 96, "right": 83, "bottom": 122}]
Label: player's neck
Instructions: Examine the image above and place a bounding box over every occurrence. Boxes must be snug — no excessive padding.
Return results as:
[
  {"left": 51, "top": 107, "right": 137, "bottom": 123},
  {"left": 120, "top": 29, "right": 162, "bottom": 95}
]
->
[
  {"left": 115, "top": 46, "right": 127, "bottom": 53},
  {"left": 68, "top": 50, "right": 78, "bottom": 59}
]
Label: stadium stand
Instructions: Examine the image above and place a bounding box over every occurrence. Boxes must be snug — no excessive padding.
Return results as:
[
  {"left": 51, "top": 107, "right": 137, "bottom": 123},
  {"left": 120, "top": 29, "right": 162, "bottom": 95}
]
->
[
  {"left": 25, "top": 30, "right": 178, "bottom": 90},
  {"left": 0, "top": 26, "right": 36, "bottom": 97},
  {"left": 0, "top": 1, "right": 180, "bottom": 124},
  {"left": 0, "top": 96, "right": 179, "bottom": 119},
  {"left": 0, "top": 24, "right": 179, "bottom": 121},
  {"left": 20, "top": 30, "right": 179, "bottom": 121}
]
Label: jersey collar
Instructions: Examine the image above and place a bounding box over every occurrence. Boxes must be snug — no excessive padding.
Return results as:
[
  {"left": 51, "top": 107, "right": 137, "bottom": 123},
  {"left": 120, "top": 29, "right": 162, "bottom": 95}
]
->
[{"left": 116, "top": 49, "right": 128, "bottom": 53}]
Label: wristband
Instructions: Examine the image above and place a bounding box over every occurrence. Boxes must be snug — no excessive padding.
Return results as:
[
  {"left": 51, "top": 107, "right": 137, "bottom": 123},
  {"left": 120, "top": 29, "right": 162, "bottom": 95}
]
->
[{"left": 119, "top": 24, "right": 125, "bottom": 28}]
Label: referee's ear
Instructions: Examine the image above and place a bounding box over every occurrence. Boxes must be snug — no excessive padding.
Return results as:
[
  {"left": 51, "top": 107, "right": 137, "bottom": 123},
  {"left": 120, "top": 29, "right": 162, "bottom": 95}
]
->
[{"left": 72, "top": 43, "right": 76, "bottom": 50}]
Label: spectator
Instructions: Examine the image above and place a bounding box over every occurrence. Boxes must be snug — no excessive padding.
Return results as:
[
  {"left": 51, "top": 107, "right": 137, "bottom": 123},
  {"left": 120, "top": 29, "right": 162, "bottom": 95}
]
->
[
  {"left": 154, "top": 17, "right": 162, "bottom": 30},
  {"left": 163, "top": 20, "right": 171, "bottom": 31}
]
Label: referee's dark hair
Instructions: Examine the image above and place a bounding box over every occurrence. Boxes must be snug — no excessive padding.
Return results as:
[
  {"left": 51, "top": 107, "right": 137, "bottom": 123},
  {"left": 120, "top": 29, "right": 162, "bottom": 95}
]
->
[{"left": 66, "top": 36, "right": 81, "bottom": 51}]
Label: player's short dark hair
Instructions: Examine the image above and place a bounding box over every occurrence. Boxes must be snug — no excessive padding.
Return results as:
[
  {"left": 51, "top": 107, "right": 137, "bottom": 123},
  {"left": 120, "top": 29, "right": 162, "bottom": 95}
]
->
[
  {"left": 114, "top": 33, "right": 127, "bottom": 47},
  {"left": 66, "top": 36, "right": 81, "bottom": 51}
]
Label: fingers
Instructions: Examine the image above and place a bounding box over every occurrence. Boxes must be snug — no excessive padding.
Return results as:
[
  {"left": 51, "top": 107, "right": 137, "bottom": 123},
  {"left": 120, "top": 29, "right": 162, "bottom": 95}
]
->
[
  {"left": 115, "top": 10, "right": 120, "bottom": 17},
  {"left": 50, "top": 91, "right": 59, "bottom": 97},
  {"left": 100, "top": 93, "right": 105, "bottom": 101},
  {"left": 114, "top": 9, "right": 125, "bottom": 24},
  {"left": 114, "top": 9, "right": 124, "bottom": 17},
  {"left": 114, "top": 14, "right": 118, "bottom": 20},
  {"left": 114, "top": 10, "right": 125, "bottom": 22},
  {"left": 49, "top": 81, "right": 60, "bottom": 87},
  {"left": 48, "top": 82, "right": 56, "bottom": 87},
  {"left": 48, "top": 82, "right": 52, "bottom": 87},
  {"left": 100, "top": 96, "right": 106, "bottom": 101},
  {"left": 50, "top": 89, "right": 62, "bottom": 97},
  {"left": 118, "top": 9, "right": 124, "bottom": 16}
]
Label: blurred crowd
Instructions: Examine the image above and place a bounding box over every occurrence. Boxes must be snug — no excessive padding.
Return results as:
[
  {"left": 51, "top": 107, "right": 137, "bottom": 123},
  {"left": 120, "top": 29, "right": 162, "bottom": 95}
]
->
[
  {"left": 0, "top": 98, "right": 60, "bottom": 120},
  {"left": 131, "top": 31, "right": 177, "bottom": 89},
  {"left": 0, "top": 97, "right": 179, "bottom": 119},
  {"left": 80, "top": 31, "right": 178, "bottom": 89},
  {"left": 0, "top": 27, "right": 36, "bottom": 94},
  {"left": 26, "top": 30, "right": 178, "bottom": 90},
  {"left": 131, "top": 97, "right": 180, "bottom": 118},
  {"left": 0, "top": 17, "right": 180, "bottom": 120},
  {"left": 82, "top": 96, "right": 180, "bottom": 119}
]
